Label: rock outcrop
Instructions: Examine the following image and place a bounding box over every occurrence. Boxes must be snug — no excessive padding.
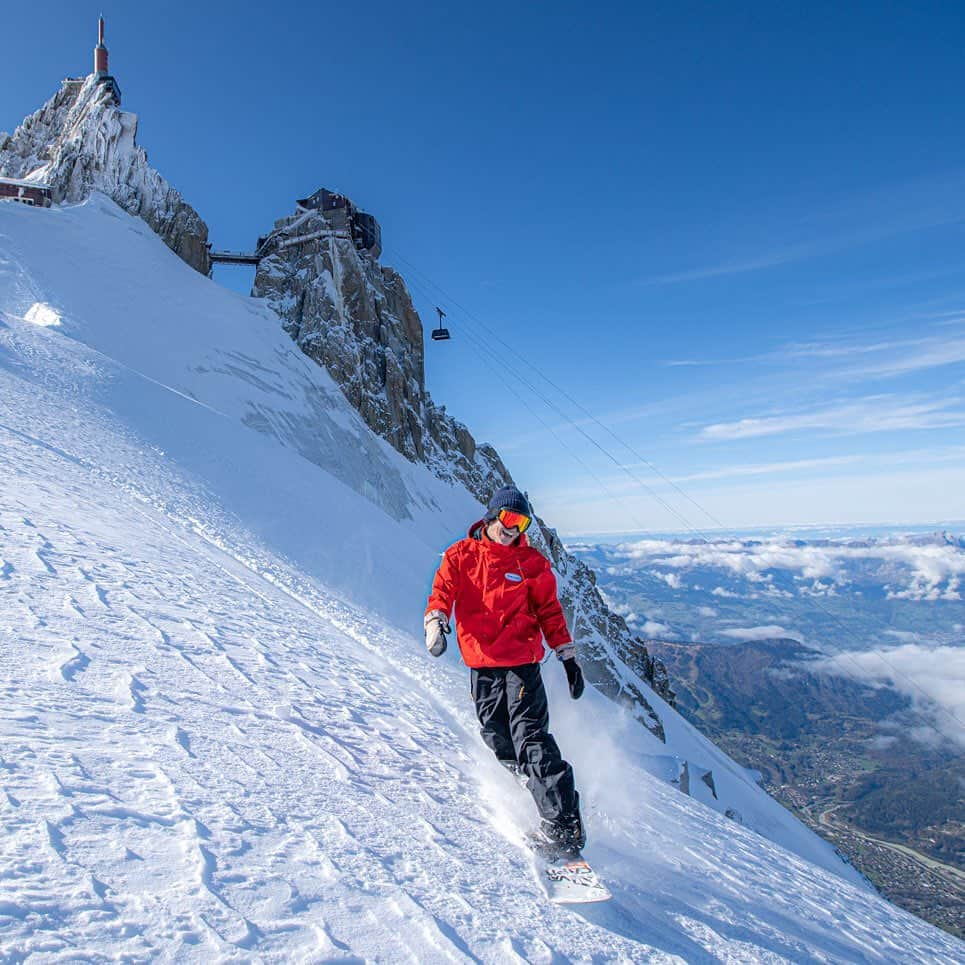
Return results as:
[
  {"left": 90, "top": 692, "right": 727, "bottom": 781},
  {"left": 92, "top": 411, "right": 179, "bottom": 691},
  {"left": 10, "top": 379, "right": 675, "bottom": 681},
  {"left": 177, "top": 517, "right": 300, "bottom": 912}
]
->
[
  {"left": 254, "top": 197, "right": 675, "bottom": 734},
  {"left": 252, "top": 205, "right": 512, "bottom": 498},
  {"left": 0, "top": 75, "right": 209, "bottom": 275}
]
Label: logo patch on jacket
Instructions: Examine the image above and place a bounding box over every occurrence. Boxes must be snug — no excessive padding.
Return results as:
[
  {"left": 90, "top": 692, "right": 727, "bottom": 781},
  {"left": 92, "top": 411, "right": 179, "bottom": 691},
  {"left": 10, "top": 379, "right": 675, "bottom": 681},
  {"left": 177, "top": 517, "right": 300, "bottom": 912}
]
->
[{"left": 505, "top": 572, "right": 523, "bottom": 583}]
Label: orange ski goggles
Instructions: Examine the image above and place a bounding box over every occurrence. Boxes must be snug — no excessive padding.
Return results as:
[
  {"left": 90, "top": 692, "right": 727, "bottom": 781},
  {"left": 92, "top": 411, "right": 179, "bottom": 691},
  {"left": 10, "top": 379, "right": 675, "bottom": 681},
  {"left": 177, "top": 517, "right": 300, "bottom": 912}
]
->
[{"left": 497, "top": 508, "right": 532, "bottom": 533}]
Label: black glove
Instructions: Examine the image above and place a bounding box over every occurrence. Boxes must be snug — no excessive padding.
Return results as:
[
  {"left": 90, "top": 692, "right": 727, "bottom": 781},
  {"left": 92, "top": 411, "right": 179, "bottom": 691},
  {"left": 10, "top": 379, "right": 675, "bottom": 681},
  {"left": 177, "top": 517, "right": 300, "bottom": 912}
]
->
[{"left": 563, "top": 658, "right": 585, "bottom": 700}]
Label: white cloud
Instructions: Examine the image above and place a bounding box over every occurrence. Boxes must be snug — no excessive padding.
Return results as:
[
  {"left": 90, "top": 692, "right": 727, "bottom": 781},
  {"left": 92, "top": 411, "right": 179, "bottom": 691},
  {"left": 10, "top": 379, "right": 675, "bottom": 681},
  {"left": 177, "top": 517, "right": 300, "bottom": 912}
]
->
[
  {"left": 550, "top": 463, "right": 965, "bottom": 535},
  {"left": 606, "top": 599, "right": 635, "bottom": 620},
  {"left": 660, "top": 324, "right": 965, "bottom": 395},
  {"left": 639, "top": 250, "right": 804, "bottom": 286},
  {"left": 549, "top": 451, "right": 965, "bottom": 525},
  {"left": 698, "top": 396, "right": 965, "bottom": 442},
  {"left": 610, "top": 534, "right": 965, "bottom": 601},
  {"left": 883, "top": 630, "right": 922, "bottom": 643},
  {"left": 641, "top": 620, "right": 672, "bottom": 637},
  {"left": 815, "top": 644, "right": 965, "bottom": 748},
  {"left": 720, "top": 625, "right": 805, "bottom": 643},
  {"left": 674, "top": 456, "right": 860, "bottom": 483},
  {"left": 776, "top": 332, "right": 945, "bottom": 364},
  {"left": 638, "top": 171, "right": 965, "bottom": 288},
  {"left": 846, "top": 336, "right": 965, "bottom": 379}
]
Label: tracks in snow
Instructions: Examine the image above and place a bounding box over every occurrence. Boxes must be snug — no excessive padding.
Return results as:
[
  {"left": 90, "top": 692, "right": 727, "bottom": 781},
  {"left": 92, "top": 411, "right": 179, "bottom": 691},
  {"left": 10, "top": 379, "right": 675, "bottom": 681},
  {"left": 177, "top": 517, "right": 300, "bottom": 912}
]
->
[{"left": 0, "top": 431, "right": 619, "bottom": 963}]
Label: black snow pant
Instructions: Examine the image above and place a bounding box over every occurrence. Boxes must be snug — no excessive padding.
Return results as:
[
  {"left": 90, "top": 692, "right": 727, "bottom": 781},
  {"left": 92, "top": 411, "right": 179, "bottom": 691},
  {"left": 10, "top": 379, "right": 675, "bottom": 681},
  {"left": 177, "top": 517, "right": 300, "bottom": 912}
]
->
[{"left": 470, "top": 662, "right": 579, "bottom": 826}]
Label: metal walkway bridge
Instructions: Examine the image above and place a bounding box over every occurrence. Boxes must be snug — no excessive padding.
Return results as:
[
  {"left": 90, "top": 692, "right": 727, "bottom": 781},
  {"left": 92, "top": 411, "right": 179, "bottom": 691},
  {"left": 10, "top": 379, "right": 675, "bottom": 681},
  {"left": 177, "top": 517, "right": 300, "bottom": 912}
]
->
[{"left": 209, "top": 250, "right": 260, "bottom": 266}]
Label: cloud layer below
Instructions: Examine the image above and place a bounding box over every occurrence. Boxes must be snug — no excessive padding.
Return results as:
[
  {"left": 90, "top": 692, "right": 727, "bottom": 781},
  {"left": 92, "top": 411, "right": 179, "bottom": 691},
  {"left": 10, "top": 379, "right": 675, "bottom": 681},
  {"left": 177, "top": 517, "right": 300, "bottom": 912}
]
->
[
  {"left": 611, "top": 533, "right": 965, "bottom": 601},
  {"left": 814, "top": 644, "right": 965, "bottom": 748}
]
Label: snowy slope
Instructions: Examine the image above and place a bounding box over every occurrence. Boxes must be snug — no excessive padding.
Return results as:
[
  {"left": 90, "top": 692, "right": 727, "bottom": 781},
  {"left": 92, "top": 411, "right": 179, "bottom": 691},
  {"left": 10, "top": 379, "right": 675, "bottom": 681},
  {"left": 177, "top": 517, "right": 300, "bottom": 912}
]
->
[
  {"left": 0, "top": 195, "right": 849, "bottom": 866},
  {"left": 1, "top": 197, "right": 962, "bottom": 961},
  {"left": 0, "top": 194, "right": 481, "bottom": 619}
]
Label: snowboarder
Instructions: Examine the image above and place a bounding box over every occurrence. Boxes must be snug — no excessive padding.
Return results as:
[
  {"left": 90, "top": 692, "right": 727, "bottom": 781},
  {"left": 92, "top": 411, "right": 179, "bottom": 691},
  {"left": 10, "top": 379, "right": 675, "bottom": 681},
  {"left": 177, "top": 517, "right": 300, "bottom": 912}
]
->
[{"left": 424, "top": 485, "right": 587, "bottom": 857}]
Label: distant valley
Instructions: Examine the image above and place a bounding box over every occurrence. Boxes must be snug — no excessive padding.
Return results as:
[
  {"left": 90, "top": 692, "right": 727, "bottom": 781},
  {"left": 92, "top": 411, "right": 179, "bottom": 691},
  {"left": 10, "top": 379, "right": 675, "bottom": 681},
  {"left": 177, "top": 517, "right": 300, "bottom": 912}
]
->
[{"left": 570, "top": 529, "right": 965, "bottom": 937}]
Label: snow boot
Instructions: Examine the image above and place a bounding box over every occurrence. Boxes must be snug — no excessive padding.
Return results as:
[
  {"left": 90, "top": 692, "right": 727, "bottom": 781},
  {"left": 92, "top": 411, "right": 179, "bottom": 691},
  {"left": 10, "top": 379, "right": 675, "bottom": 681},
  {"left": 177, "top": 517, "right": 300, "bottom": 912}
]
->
[{"left": 533, "top": 810, "right": 586, "bottom": 860}]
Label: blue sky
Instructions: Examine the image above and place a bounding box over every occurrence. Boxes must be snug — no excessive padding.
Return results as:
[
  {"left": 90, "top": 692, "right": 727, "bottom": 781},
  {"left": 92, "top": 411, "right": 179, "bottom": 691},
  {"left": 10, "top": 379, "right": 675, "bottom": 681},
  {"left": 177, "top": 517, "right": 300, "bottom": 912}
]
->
[{"left": 4, "top": 2, "right": 965, "bottom": 533}]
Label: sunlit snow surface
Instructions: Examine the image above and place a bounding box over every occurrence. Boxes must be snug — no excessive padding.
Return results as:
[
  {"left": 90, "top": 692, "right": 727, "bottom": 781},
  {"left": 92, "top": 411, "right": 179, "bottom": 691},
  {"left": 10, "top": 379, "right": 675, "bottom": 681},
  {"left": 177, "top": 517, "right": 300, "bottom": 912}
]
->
[{"left": 1, "top": 197, "right": 961, "bottom": 961}]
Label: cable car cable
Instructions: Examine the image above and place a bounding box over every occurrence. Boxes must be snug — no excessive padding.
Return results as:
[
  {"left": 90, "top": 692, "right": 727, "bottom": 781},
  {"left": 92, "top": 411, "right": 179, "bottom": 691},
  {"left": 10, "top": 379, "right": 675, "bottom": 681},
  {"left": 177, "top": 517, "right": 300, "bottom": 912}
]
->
[
  {"left": 401, "top": 267, "right": 680, "bottom": 534},
  {"left": 388, "top": 244, "right": 727, "bottom": 531}
]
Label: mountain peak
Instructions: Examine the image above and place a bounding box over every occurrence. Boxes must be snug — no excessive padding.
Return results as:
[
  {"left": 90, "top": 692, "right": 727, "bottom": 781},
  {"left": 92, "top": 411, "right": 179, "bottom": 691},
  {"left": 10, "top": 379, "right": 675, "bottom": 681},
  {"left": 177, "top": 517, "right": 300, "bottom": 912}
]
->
[{"left": 0, "top": 52, "right": 208, "bottom": 274}]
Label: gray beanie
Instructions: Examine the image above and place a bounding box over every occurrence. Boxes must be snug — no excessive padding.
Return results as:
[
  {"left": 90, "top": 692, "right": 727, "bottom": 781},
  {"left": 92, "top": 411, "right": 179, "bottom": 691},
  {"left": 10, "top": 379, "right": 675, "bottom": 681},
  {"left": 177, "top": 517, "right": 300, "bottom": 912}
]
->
[{"left": 486, "top": 485, "right": 532, "bottom": 519}]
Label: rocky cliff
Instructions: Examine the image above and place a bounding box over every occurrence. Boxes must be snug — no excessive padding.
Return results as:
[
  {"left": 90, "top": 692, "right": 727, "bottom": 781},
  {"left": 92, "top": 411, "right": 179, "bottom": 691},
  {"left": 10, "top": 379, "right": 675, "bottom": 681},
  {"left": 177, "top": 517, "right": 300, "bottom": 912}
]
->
[
  {"left": 252, "top": 206, "right": 513, "bottom": 497},
  {"left": 0, "top": 75, "right": 209, "bottom": 274},
  {"left": 253, "top": 199, "right": 675, "bottom": 734}
]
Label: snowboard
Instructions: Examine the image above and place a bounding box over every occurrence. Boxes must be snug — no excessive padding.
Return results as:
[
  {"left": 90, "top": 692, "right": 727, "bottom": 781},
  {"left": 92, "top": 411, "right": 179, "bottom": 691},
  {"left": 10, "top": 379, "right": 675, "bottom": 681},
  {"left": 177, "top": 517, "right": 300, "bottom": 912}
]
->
[{"left": 539, "top": 854, "right": 612, "bottom": 904}]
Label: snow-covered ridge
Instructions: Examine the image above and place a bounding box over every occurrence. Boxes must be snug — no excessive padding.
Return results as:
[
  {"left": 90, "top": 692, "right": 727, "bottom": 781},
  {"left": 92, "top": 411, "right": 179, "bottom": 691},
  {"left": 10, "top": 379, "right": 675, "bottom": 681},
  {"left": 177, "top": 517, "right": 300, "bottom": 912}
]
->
[{"left": 1, "top": 196, "right": 961, "bottom": 960}]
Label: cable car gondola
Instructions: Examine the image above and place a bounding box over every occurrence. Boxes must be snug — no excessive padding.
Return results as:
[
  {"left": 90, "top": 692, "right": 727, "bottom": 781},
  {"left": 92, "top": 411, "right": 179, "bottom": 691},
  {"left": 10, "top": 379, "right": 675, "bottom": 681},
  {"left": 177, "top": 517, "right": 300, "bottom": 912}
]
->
[{"left": 431, "top": 306, "right": 451, "bottom": 341}]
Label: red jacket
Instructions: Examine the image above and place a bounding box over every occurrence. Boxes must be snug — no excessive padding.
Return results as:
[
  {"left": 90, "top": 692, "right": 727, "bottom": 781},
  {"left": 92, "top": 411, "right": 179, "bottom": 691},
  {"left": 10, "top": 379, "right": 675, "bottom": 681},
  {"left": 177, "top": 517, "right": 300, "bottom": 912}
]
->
[{"left": 426, "top": 520, "right": 572, "bottom": 668}]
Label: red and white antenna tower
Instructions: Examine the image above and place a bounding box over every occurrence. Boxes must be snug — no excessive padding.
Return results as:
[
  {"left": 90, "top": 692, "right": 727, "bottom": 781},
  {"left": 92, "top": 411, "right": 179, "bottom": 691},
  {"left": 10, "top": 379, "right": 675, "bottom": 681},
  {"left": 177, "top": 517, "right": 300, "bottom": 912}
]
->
[{"left": 94, "top": 15, "right": 109, "bottom": 75}]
